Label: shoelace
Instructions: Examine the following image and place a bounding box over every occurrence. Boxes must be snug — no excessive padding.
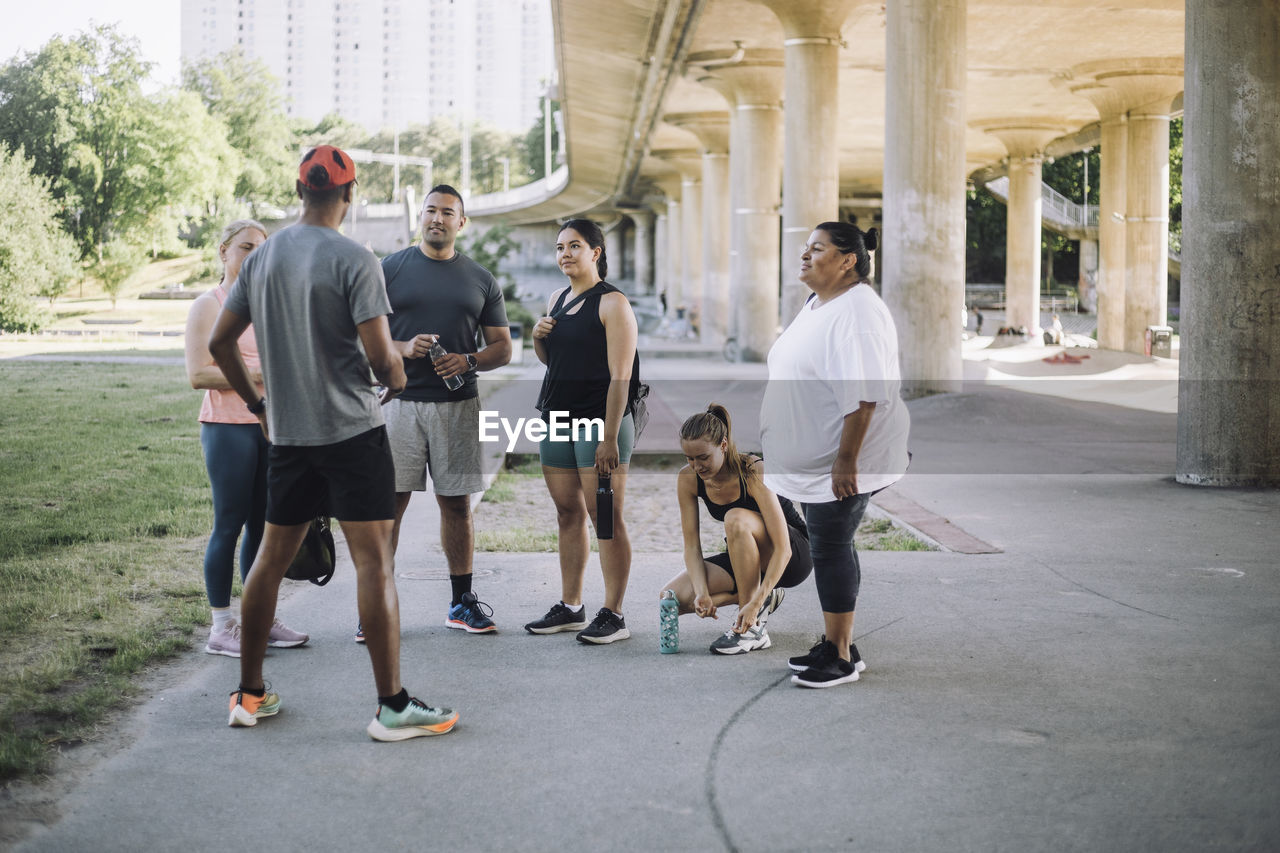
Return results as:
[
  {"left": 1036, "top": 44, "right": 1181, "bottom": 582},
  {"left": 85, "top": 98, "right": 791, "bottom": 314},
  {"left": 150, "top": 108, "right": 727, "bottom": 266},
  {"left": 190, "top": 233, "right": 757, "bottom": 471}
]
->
[
  {"left": 460, "top": 597, "right": 494, "bottom": 619},
  {"left": 407, "top": 696, "right": 445, "bottom": 716},
  {"left": 588, "top": 608, "right": 615, "bottom": 630}
]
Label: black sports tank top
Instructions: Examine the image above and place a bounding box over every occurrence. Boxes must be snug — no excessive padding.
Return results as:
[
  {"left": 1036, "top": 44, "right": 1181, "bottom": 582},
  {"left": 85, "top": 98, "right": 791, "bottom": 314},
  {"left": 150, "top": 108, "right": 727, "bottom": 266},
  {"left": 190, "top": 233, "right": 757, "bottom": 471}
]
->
[
  {"left": 696, "top": 474, "right": 807, "bottom": 533},
  {"left": 536, "top": 283, "right": 614, "bottom": 419}
]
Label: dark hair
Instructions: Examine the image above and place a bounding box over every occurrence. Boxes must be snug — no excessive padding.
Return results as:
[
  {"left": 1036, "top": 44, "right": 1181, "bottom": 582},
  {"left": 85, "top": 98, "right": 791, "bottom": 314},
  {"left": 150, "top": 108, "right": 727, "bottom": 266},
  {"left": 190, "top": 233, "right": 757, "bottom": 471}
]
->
[
  {"left": 679, "top": 403, "right": 755, "bottom": 490},
  {"left": 559, "top": 218, "right": 608, "bottom": 279},
  {"left": 814, "top": 221, "right": 879, "bottom": 280},
  {"left": 298, "top": 166, "right": 347, "bottom": 206},
  {"left": 426, "top": 183, "right": 465, "bottom": 216}
]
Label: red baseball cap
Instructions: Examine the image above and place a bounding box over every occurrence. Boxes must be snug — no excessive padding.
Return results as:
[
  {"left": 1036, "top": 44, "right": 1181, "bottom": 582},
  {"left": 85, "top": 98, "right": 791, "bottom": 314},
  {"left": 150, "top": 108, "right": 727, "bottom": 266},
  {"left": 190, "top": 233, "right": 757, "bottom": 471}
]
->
[{"left": 298, "top": 145, "right": 357, "bottom": 190}]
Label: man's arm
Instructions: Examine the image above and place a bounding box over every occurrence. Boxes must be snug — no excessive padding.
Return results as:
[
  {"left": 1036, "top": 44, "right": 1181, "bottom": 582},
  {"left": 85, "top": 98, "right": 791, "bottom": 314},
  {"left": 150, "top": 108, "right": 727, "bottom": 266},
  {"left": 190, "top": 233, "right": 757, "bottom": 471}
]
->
[
  {"left": 475, "top": 324, "right": 513, "bottom": 369},
  {"left": 357, "top": 315, "right": 407, "bottom": 403}
]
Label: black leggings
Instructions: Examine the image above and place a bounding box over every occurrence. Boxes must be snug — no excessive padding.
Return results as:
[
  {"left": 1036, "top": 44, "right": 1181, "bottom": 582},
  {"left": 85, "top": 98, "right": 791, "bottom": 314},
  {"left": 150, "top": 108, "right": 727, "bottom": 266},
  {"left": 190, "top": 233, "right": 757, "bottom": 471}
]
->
[
  {"left": 705, "top": 524, "right": 813, "bottom": 595},
  {"left": 803, "top": 494, "right": 872, "bottom": 614}
]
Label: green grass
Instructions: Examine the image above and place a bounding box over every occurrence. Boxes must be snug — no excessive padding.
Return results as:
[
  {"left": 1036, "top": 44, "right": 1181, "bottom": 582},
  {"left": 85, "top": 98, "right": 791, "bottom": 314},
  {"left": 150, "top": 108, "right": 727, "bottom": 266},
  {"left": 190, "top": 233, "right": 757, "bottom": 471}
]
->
[
  {"left": 0, "top": 359, "right": 215, "bottom": 781},
  {"left": 479, "top": 454, "right": 547, "bottom": 504},
  {"left": 857, "top": 515, "right": 935, "bottom": 551},
  {"left": 475, "top": 526, "right": 562, "bottom": 552}
]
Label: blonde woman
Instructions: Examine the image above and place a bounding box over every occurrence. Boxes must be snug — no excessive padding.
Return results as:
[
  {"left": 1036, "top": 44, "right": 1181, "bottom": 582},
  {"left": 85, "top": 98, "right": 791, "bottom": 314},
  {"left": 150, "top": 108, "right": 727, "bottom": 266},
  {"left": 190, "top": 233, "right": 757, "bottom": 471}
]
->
[
  {"left": 184, "top": 220, "right": 308, "bottom": 657},
  {"left": 661, "top": 404, "right": 812, "bottom": 654}
]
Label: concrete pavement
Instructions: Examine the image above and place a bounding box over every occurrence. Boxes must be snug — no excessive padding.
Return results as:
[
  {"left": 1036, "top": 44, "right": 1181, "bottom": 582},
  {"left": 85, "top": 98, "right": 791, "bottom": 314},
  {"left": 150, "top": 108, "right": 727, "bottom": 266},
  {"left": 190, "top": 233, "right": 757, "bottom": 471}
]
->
[{"left": 5, "top": 341, "right": 1280, "bottom": 852}]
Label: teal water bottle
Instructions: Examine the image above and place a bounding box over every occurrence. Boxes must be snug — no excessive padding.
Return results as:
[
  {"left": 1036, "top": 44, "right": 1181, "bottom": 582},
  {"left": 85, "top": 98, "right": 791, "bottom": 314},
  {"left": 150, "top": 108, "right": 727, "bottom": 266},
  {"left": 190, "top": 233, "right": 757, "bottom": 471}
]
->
[{"left": 659, "top": 589, "right": 679, "bottom": 654}]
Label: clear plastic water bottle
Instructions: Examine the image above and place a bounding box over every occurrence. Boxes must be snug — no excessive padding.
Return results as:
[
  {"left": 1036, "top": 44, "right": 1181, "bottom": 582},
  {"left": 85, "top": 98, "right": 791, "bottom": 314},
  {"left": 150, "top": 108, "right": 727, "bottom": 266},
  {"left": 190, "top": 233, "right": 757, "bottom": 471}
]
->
[
  {"left": 659, "top": 589, "right": 679, "bottom": 654},
  {"left": 429, "top": 341, "right": 464, "bottom": 391},
  {"left": 595, "top": 472, "right": 613, "bottom": 540}
]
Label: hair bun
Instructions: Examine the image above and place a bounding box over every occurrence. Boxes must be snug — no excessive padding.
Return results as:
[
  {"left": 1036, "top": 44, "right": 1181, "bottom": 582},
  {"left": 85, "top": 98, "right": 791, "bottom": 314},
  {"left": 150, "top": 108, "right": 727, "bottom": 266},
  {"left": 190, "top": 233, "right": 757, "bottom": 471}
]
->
[{"left": 863, "top": 227, "right": 879, "bottom": 253}]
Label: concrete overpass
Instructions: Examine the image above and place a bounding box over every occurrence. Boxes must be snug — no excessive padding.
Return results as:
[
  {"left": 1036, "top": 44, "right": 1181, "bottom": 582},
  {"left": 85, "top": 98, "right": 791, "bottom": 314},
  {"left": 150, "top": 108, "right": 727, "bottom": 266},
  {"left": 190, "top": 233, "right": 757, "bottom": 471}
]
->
[{"left": 469, "top": 0, "right": 1279, "bottom": 487}]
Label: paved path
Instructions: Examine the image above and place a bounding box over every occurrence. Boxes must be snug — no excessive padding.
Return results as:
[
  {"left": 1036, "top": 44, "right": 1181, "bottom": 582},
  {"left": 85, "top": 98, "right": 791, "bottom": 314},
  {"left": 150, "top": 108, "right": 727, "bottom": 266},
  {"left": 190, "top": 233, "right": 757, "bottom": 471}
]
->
[{"left": 5, "top": 342, "right": 1279, "bottom": 852}]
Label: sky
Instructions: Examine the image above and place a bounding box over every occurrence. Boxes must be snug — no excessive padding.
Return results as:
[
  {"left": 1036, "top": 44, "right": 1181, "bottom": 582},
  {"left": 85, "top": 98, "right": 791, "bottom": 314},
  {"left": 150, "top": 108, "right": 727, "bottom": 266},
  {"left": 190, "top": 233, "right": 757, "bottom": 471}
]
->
[{"left": 0, "top": 0, "right": 180, "bottom": 86}]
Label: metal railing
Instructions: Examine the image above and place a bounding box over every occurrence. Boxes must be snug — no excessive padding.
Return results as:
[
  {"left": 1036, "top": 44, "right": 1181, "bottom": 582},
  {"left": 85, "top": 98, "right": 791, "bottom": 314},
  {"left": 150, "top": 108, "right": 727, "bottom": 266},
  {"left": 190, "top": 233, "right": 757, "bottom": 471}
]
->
[{"left": 983, "top": 177, "right": 1098, "bottom": 231}]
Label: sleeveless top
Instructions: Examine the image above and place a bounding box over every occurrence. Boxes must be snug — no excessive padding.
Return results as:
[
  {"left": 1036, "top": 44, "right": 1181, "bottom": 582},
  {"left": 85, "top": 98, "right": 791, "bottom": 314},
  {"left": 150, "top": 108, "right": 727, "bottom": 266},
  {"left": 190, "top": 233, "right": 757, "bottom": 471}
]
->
[
  {"left": 536, "top": 281, "right": 632, "bottom": 420},
  {"left": 695, "top": 472, "right": 808, "bottom": 535},
  {"left": 198, "top": 285, "right": 262, "bottom": 425}
]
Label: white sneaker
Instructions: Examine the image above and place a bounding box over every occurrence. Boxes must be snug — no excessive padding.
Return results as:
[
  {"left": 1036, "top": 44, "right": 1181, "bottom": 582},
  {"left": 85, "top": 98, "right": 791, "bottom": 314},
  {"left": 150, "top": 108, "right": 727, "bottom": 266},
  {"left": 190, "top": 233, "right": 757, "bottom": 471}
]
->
[
  {"left": 709, "top": 625, "right": 772, "bottom": 655},
  {"left": 205, "top": 619, "right": 242, "bottom": 658},
  {"left": 267, "top": 618, "right": 309, "bottom": 648}
]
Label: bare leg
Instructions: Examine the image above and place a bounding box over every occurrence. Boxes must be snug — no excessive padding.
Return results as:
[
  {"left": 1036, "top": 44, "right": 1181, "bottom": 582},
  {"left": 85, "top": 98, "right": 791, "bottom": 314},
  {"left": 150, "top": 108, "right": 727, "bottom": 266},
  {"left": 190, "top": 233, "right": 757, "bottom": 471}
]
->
[
  {"left": 659, "top": 562, "right": 737, "bottom": 615},
  {"left": 390, "top": 492, "right": 413, "bottom": 556},
  {"left": 543, "top": 466, "right": 588, "bottom": 605},
  {"left": 721, "top": 508, "right": 774, "bottom": 611},
  {"left": 344, "top": 518, "right": 402, "bottom": 695},
  {"left": 239, "top": 521, "right": 310, "bottom": 690},
  {"left": 822, "top": 610, "right": 855, "bottom": 662},
  {"left": 580, "top": 464, "right": 631, "bottom": 614},
  {"left": 436, "top": 494, "right": 473, "bottom": 576}
]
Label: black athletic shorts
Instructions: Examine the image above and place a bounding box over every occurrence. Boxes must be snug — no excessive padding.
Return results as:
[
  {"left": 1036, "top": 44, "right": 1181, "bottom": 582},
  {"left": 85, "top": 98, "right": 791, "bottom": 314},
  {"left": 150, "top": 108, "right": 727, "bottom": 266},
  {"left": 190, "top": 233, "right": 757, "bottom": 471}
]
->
[
  {"left": 706, "top": 523, "right": 813, "bottom": 595},
  {"left": 266, "top": 426, "right": 397, "bottom": 525}
]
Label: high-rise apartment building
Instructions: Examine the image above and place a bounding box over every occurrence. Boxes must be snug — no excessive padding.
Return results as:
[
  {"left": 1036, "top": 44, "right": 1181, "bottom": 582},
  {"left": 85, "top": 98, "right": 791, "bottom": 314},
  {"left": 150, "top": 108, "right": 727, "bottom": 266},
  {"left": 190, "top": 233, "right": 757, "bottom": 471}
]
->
[{"left": 180, "top": 0, "right": 554, "bottom": 134}]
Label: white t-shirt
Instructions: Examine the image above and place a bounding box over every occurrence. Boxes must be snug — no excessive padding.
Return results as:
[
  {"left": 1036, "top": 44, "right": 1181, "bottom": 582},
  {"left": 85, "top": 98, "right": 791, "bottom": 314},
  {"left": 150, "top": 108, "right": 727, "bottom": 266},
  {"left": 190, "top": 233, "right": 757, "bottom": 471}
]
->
[{"left": 760, "top": 284, "right": 911, "bottom": 503}]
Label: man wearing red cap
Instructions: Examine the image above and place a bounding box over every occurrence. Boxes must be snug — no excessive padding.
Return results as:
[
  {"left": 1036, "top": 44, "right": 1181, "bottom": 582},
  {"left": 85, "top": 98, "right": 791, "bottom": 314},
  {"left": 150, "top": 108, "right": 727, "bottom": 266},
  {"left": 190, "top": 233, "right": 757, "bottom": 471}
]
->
[{"left": 209, "top": 144, "right": 461, "bottom": 741}]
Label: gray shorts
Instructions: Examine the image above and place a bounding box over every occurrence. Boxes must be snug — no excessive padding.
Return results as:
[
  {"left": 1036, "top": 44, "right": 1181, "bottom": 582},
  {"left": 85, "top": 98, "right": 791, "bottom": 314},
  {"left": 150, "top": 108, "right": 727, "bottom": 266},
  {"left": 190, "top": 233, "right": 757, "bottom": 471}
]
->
[{"left": 385, "top": 397, "right": 485, "bottom": 496}]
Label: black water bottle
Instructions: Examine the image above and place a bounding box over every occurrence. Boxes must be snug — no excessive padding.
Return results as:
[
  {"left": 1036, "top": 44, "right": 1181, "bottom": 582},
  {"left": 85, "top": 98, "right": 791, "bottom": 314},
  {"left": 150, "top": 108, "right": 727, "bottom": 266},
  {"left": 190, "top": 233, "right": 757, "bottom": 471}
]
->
[{"left": 596, "top": 472, "right": 614, "bottom": 540}]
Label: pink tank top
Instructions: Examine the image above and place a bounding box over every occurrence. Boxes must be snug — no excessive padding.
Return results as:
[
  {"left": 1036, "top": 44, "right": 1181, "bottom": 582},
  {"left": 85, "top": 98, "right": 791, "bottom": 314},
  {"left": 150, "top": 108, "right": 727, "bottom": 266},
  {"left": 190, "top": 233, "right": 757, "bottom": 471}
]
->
[{"left": 198, "top": 286, "right": 263, "bottom": 425}]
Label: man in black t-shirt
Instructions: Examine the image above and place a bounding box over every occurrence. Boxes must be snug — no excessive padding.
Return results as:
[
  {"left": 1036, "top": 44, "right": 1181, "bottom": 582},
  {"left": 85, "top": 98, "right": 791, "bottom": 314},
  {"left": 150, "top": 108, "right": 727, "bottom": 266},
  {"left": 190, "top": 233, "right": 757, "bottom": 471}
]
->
[{"left": 375, "top": 184, "right": 511, "bottom": 637}]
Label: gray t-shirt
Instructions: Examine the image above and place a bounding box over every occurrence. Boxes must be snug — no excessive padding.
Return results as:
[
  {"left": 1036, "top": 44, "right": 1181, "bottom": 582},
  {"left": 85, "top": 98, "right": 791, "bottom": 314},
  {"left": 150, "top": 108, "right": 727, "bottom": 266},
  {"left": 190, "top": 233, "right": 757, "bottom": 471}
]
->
[
  {"left": 382, "top": 247, "right": 507, "bottom": 402},
  {"left": 225, "top": 224, "right": 392, "bottom": 446}
]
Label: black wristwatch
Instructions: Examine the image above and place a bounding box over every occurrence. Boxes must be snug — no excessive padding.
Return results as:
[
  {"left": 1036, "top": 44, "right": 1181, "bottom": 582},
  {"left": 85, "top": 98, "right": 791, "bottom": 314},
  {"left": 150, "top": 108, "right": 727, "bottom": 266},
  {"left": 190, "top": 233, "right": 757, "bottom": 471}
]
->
[
  {"left": 464, "top": 353, "right": 477, "bottom": 371},
  {"left": 247, "top": 397, "right": 267, "bottom": 415}
]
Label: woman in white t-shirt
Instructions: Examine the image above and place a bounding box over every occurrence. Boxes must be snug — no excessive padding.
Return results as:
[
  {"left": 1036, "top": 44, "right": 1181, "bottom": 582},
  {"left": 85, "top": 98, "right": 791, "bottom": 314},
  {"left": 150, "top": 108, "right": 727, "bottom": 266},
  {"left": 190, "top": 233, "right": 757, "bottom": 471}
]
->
[{"left": 760, "top": 221, "right": 910, "bottom": 689}]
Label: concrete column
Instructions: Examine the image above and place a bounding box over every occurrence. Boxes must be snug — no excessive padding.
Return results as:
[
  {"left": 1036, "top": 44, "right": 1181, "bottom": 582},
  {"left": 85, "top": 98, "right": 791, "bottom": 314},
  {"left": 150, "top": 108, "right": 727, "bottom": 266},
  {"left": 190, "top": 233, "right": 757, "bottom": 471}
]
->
[
  {"left": 667, "top": 111, "right": 732, "bottom": 343},
  {"left": 1078, "top": 237, "right": 1098, "bottom": 314},
  {"left": 1070, "top": 59, "right": 1182, "bottom": 353},
  {"left": 980, "top": 123, "right": 1064, "bottom": 338},
  {"left": 654, "top": 210, "right": 668, "bottom": 305},
  {"left": 757, "top": 0, "right": 857, "bottom": 322},
  {"left": 1178, "top": 0, "right": 1280, "bottom": 487},
  {"left": 654, "top": 149, "right": 705, "bottom": 330},
  {"left": 690, "top": 50, "right": 785, "bottom": 362},
  {"left": 665, "top": 198, "right": 682, "bottom": 315},
  {"left": 604, "top": 219, "right": 628, "bottom": 284},
  {"left": 629, "top": 209, "right": 656, "bottom": 295},
  {"left": 1124, "top": 100, "right": 1178, "bottom": 353},
  {"left": 882, "top": 0, "right": 967, "bottom": 393}
]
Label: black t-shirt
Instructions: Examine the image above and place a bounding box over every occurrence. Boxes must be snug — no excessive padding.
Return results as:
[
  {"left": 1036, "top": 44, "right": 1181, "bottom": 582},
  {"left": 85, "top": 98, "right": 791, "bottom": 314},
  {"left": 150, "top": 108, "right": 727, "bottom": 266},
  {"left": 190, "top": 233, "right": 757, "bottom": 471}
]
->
[{"left": 382, "top": 247, "right": 507, "bottom": 402}]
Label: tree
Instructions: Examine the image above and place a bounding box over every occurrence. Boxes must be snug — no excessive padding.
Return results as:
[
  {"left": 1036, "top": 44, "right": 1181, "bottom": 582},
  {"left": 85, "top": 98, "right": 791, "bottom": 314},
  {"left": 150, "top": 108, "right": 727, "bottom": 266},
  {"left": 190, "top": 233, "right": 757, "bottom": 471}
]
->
[
  {"left": 183, "top": 49, "right": 294, "bottom": 206},
  {"left": 0, "top": 24, "right": 235, "bottom": 259},
  {"left": 459, "top": 224, "right": 535, "bottom": 333},
  {"left": 94, "top": 239, "right": 146, "bottom": 309},
  {"left": 522, "top": 100, "right": 560, "bottom": 181},
  {"left": 0, "top": 148, "right": 79, "bottom": 330}
]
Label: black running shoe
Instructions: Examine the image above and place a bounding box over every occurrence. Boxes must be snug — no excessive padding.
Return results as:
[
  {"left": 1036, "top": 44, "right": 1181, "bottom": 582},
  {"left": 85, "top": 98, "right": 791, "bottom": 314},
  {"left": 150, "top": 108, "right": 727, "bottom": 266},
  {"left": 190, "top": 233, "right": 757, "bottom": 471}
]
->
[
  {"left": 524, "top": 602, "right": 589, "bottom": 634},
  {"left": 576, "top": 608, "right": 630, "bottom": 644},
  {"left": 788, "top": 636, "right": 867, "bottom": 674},
  {"left": 791, "top": 656, "right": 859, "bottom": 689}
]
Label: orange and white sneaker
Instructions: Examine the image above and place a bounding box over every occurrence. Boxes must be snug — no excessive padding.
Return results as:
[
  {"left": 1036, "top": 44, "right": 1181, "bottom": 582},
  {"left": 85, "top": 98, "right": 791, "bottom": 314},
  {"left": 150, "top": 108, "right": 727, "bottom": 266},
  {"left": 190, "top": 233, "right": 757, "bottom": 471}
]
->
[
  {"left": 228, "top": 687, "right": 281, "bottom": 728},
  {"left": 366, "top": 697, "right": 459, "bottom": 742}
]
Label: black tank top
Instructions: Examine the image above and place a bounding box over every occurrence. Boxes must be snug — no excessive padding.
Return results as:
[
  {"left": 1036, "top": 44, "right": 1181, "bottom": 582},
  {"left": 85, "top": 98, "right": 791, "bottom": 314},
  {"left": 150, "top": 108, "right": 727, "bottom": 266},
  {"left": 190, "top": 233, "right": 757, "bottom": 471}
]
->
[
  {"left": 696, "top": 473, "right": 807, "bottom": 534},
  {"left": 536, "top": 282, "right": 621, "bottom": 420}
]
